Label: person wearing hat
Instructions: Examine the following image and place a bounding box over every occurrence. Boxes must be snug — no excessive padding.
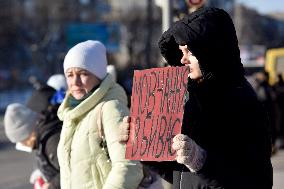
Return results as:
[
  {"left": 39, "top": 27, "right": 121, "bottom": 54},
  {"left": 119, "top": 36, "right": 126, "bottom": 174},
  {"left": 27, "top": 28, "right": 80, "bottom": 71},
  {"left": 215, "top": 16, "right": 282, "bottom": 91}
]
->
[
  {"left": 27, "top": 85, "right": 56, "bottom": 114},
  {"left": 47, "top": 74, "right": 67, "bottom": 91},
  {"left": 119, "top": 7, "right": 273, "bottom": 189},
  {"left": 4, "top": 103, "right": 61, "bottom": 189},
  {"left": 24, "top": 74, "right": 65, "bottom": 189},
  {"left": 57, "top": 40, "right": 143, "bottom": 189},
  {"left": 27, "top": 73, "right": 67, "bottom": 114}
]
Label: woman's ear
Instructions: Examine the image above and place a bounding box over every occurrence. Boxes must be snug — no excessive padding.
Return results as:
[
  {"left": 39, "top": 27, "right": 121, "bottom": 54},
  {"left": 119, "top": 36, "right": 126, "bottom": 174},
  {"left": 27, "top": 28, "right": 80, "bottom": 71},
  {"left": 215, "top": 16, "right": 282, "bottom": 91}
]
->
[{"left": 21, "top": 131, "right": 37, "bottom": 148}]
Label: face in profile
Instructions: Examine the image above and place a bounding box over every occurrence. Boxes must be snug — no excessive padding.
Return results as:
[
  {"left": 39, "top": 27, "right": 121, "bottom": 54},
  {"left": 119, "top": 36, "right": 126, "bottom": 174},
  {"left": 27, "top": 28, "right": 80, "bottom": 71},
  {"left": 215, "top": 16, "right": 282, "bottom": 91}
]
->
[
  {"left": 179, "top": 45, "right": 203, "bottom": 81},
  {"left": 65, "top": 68, "right": 101, "bottom": 100}
]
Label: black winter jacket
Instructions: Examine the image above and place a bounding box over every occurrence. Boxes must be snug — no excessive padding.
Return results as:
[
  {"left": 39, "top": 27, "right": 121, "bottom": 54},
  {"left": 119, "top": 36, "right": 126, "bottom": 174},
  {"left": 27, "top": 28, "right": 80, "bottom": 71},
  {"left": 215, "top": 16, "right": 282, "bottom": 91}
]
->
[
  {"left": 35, "top": 105, "right": 62, "bottom": 189},
  {"left": 156, "top": 7, "right": 273, "bottom": 189}
]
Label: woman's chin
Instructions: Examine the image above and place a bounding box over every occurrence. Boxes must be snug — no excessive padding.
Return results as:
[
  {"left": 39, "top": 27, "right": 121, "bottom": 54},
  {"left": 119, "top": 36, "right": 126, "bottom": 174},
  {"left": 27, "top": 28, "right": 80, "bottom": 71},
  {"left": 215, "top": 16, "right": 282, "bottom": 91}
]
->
[{"left": 72, "top": 92, "right": 85, "bottom": 100}]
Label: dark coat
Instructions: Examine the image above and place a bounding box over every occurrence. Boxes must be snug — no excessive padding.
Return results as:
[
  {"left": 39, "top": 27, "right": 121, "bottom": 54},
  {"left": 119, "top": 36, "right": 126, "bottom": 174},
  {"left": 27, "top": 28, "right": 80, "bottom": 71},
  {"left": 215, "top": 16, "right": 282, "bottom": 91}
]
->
[
  {"left": 157, "top": 7, "right": 273, "bottom": 189},
  {"left": 35, "top": 105, "right": 62, "bottom": 189}
]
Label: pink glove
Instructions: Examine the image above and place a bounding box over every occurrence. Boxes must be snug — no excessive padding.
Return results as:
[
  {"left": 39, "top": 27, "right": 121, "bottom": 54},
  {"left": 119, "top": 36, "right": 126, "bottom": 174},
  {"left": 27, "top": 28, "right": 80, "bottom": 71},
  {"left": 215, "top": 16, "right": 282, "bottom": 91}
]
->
[
  {"left": 118, "top": 116, "right": 131, "bottom": 143},
  {"left": 34, "top": 177, "right": 45, "bottom": 189},
  {"left": 172, "top": 134, "right": 207, "bottom": 172}
]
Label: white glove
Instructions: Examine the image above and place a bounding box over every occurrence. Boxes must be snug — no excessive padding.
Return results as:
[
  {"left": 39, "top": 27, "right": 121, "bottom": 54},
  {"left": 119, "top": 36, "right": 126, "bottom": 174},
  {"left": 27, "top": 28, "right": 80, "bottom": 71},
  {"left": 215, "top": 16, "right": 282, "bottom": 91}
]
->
[
  {"left": 118, "top": 116, "right": 131, "bottom": 143},
  {"left": 30, "top": 169, "right": 45, "bottom": 184},
  {"left": 172, "top": 134, "right": 207, "bottom": 172}
]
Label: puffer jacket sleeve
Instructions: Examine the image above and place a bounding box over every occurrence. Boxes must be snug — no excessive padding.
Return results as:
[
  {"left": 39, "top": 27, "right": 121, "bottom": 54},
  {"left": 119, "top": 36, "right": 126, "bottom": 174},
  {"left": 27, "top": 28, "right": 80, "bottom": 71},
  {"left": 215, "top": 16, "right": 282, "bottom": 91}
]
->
[
  {"left": 48, "top": 173, "right": 60, "bottom": 189},
  {"left": 102, "top": 100, "right": 144, "bottom": 189}
]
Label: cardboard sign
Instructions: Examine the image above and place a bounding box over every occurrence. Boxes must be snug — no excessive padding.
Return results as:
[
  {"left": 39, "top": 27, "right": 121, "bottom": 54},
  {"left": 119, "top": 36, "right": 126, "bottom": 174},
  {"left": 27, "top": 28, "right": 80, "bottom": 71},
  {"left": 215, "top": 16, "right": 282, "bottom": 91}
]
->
[{"left": 126, "top": 66, "right": 189, "bottom": 161}]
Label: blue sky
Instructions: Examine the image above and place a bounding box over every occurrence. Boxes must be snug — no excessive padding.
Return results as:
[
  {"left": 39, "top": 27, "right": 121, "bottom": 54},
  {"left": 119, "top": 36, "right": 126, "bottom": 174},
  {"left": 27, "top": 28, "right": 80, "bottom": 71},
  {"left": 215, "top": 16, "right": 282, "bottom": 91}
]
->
[{"left": 236, "top": 0, "right": 284, "bottom": 14}]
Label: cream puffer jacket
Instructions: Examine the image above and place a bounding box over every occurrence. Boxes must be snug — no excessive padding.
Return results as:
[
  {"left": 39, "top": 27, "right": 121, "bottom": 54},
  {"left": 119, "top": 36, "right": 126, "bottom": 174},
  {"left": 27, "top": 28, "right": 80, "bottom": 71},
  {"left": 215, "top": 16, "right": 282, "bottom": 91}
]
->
[{"left": 57, "top": 74, "right": 143, "bottom": 189}]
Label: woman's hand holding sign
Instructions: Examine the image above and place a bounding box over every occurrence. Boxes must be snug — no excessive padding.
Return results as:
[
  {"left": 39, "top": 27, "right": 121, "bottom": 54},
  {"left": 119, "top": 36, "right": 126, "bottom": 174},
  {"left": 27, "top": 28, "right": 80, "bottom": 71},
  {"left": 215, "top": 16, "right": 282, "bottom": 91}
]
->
[
  {"left": 172, "top": 134, "right": 207, "bottom": 173},
  {"left": 119, "top": 117, "right": 207, "bottom": 172},
  {"left": 119, "top": 116, "right": 131, "bottom": 143}
]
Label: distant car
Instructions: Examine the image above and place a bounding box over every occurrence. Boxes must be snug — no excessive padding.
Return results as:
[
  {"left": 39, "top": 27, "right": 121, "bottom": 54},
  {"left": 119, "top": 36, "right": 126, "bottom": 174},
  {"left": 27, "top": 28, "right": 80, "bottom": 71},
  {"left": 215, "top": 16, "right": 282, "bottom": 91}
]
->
[{"left": 265, "top": 47, "right": 284, "bottom": 85}]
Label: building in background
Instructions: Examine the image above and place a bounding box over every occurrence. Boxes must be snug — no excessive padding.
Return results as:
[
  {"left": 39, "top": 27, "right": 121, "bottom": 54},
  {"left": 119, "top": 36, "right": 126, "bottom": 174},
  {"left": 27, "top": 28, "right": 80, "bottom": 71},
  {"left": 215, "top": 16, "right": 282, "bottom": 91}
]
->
[
  {"left": 233, "top": 4, "right": 284, "bottom": 76},
  {"left": 1, "top": 0, "right": 284, "bottom": 90}
]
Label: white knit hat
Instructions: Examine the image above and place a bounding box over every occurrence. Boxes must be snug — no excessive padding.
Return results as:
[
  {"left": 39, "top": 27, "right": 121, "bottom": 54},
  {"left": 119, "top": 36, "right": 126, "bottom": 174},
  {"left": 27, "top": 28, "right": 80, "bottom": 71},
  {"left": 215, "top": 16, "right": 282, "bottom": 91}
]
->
[
  {"left": 4, "top": 103, "right": 38, "bottom": 143},
  {"left": 63, "top": 40, "right": 107, "bottom": 80},
  {"left": 47, "top": 74, "right": 67, "bottom": 91}
]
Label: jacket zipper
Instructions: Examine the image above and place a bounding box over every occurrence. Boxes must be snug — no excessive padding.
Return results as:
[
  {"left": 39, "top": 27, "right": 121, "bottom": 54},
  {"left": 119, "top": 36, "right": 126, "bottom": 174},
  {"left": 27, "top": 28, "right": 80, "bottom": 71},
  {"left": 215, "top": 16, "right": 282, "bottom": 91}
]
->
[{"left": 179, "top": 167, "right": 185, "bottom": 189}]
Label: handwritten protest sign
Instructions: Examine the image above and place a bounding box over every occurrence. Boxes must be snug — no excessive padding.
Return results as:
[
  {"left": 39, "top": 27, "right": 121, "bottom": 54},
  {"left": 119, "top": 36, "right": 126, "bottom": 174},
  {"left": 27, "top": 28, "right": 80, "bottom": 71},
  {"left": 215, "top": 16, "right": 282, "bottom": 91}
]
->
[{"left": 126, "top": 66, "right": 189, "bottom": 161}]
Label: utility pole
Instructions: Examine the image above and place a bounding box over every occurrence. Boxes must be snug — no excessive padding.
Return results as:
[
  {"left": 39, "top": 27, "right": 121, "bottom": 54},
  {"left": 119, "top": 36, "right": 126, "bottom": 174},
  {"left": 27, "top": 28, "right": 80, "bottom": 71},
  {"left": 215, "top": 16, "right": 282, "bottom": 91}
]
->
[
  {"left": 154, "top": 0, "right": 173, "bottom": 67},
  {"left": 162, "top": 0, "right": 172, "bottom": 32},
  {"left": 162, "top": 0, "right": 173, "bottom": 32},
  {"left": 145, "top": 0, "right": 153, "bottom": 68},
  {"left": 155, "top": 0, "right": 173, "bottom": 32}
]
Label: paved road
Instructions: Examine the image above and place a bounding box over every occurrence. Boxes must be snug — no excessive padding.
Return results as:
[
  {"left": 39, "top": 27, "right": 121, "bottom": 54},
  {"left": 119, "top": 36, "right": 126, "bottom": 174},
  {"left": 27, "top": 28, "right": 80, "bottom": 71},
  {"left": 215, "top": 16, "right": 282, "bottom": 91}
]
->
[
  {"left": 0, "top": 119, "right": 284, "bottom": 189},
  {"left": 271, "top": 149, "right": 284, "bottom": 189},
  {"left": 0, "top": 125, "right": 35, "bottom": 189}
]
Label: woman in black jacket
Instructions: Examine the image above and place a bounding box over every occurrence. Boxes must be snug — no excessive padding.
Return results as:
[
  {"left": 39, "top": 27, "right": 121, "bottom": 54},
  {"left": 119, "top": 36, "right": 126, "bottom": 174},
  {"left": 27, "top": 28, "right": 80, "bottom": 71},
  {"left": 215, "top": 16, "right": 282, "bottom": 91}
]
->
[
  {"left": 120, "top": 7, "right": 273, "bottom": 189},
  {"left": 34, "top": 104, "right": 61, "bottom": 189},
  {"left": 157, "top": 7, "right": 273, "bottom": 189}
]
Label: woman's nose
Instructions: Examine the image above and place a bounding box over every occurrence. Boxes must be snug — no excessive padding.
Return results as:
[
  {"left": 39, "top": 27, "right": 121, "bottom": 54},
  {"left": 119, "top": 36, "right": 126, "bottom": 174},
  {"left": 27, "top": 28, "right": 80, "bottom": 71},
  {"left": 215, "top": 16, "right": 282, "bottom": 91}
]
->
[
  {"left": 72, "top": 75, "right": 81, "bottom": 85},
  {"left": 181, "top": 55, "right": 189, "bottom": 65}
]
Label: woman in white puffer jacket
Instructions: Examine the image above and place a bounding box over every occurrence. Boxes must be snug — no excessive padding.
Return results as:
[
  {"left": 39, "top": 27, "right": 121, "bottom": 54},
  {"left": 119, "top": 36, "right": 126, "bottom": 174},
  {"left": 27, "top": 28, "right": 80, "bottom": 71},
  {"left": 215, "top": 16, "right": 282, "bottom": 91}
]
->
[{"left": 57, "top": 40, "right": 143, "bottom": 189}]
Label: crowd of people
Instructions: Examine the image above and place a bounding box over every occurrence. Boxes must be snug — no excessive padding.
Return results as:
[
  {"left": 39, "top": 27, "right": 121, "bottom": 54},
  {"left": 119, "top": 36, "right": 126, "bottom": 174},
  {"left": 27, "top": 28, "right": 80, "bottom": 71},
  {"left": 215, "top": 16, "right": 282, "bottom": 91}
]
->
[
  {"left": 249, "top": 71, "right": 284, "bottom": 154},
  {"left": 4, "top": 74, "right": 66, "bottom": 189},
  {"left": 2, "top": 5, "right": 276, "bottom": 189}
]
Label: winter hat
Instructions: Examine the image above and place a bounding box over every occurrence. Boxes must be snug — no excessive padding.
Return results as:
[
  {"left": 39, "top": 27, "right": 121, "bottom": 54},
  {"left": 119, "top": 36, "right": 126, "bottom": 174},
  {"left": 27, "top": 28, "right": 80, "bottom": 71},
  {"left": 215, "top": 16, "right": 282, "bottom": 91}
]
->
[
  {"left": 47, "top": 74, "right": 67, "bottom": 91},
  {"left": 4, "top": 103, "right": 38, "bottom": 143},
  {"left": 26, "top": 85, "right": 56, "bottom": 113},
  {"left": 63, "top": 40, "right": 107, "bottom": 80}
]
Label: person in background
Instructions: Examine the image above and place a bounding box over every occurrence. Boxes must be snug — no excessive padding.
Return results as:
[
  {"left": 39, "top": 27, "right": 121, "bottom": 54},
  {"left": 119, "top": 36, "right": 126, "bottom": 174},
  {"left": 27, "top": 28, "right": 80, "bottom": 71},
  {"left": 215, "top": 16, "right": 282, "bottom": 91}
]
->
[
  {"left": 3, "top": 103, "right": 61, "bottom": 189},
  {"left": 174, "top": 0, "right": 207, "bottom": 21},
  {"left": 19, "top": 73, "right": 67, "bottom": 189},
  {"left": 27, "top": 73, "right": 67, "bottom": 114},
  {"left": 254, "top": 71, "right": 277, "bottom": 155},
  {"left": 47, "top": 74, "right": 67, "bottom": 92},
  {"left": 274, "top": 74, "right": 284, "bottom": 149},
  {"left": 47, "top": 74, "right": 67, "bottom": 105},
  {"left": 120, "top": 7, "right": 273, "bottom": 189},
  {"left": 57, "top": 40, "right": 143, "bottom": 189},
  {"left": 185, "top": 0, "right": 207, "bottom": 13},
  {"left": 27, "top": 85, "right": 57, "bottom": 114}
]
